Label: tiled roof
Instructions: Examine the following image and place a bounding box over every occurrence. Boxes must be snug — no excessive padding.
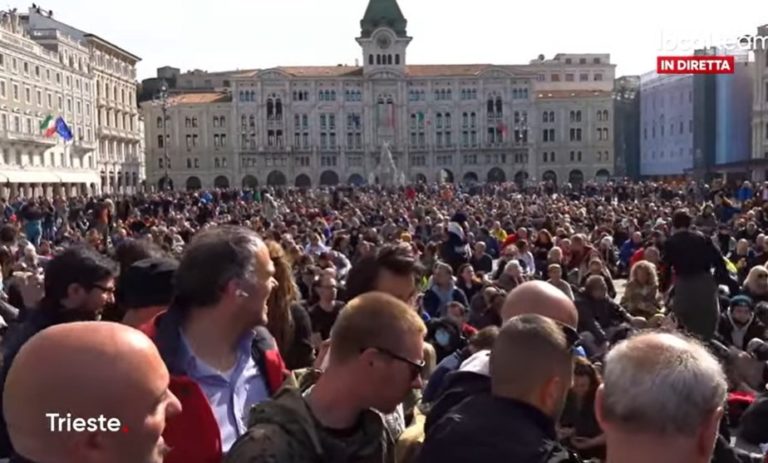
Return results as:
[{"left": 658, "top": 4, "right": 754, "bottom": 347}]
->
[
  {"left": 535, "top": 90, "right": 612, "bottom": 99},
  {"left": 168, "top": 92, "right": 231, "bottom": 104},
  {"left": 276, "top": 66, "right": 364, "bottom": 77},
  {"left": 268, "top": 64, "right": 532, "bottom": 78}
]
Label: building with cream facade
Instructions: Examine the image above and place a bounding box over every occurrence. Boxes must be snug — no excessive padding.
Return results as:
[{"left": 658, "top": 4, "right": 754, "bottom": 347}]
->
[
  {"left": 0, "top": 7, "right": 100, "bottom": 198},
  {"left": 142, "top": 0, "right": 615, "bottom": 190}
]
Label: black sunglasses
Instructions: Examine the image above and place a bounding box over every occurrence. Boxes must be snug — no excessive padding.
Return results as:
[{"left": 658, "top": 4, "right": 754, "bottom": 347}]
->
[{"left": 362, "top": 347, "right": 425, "bottom": 379}]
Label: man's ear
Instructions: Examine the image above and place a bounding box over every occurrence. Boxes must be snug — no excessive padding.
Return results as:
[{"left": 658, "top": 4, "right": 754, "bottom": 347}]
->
[
  {"left": 697, "top": 406, "right": 724, "bottom": 457},
  {"left": 594, "top": 384, "right": 607, "bottom": 430}
]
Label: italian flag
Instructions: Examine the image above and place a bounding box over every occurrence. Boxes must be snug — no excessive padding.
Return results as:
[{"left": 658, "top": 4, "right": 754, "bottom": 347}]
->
[{"left": 40, "top": 114, "right": 56, "bottom": 137}]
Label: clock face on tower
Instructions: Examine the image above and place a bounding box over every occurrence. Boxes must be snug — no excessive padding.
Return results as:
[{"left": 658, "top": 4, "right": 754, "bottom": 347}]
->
[{"left": 377, "top": 36, "right": 391, "bottom": 50}]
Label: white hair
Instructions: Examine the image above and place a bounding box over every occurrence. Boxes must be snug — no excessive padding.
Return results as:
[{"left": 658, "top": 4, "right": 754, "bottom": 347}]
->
[
  {"left": 504, "top": 260, "right": 521, "bottom": 273},
  {"left": 601, "top": 332, "right": 726, "bottom": 437}
]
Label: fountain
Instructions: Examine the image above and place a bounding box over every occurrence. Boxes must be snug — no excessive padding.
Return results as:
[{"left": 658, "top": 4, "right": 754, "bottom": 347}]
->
[{"left": 368, "top": 141, "right": 405, "bottom": 187}]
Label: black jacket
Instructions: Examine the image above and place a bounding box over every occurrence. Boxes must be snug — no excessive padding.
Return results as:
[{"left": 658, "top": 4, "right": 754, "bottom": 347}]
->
[
  {"left": 420, "top": 394, "right": 580, "bottom": 463},
  {"left": 424, "top": 369, "right": 491, "bottom": 436}
]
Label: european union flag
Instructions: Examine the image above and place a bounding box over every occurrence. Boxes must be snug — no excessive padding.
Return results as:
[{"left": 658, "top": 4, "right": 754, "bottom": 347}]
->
[{"left": 55, "top": 116, "right": 73, "bottom": 141}]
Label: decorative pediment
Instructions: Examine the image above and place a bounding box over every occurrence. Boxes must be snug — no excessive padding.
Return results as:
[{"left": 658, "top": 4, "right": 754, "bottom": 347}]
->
[
  {"left": 478, "top": 67, "right": 513, "bottom": 79},
  {"left": 257, "top": 68, "right": 291, "bottom": 80},
  {"left": 368, "top": 69, "right": 405, "bottom": 80}
]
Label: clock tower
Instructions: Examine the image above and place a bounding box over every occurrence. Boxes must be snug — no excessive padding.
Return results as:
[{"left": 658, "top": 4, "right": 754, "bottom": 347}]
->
[{"left": 357, "top": 0, "right": 411, "bottom": 76}]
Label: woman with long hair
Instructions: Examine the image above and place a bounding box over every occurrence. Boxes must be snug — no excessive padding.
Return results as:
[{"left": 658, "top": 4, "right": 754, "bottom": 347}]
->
[
  {"left": 265, "top": 240, "right": 314, "bottom": 370},
  {"left": 560, "top": 358, "right": 606, "bottom": 460},
  {"left": 621, "top": 260, "right": 665, "bottom": 322},
  {"left": 456, "top": 263, "right": 484, "bottom": 304}
]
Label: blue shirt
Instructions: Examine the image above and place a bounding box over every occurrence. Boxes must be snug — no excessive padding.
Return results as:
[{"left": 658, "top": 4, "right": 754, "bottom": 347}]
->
[{"left": 179, "top": 330, "right": 270, "bottom": 452}]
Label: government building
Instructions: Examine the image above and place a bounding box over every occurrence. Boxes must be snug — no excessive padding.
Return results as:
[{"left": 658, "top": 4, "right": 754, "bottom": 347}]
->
[
  {"left": 141, "top": 0, "right": 616, "bottom": 191},
  {"left": 0, "top": 5, "right": 141, "bottom": 199}
]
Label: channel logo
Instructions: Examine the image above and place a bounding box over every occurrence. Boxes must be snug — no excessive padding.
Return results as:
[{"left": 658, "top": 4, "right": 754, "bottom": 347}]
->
[{"left": 657, "top": 56, "right": 735, "bottom": 75}]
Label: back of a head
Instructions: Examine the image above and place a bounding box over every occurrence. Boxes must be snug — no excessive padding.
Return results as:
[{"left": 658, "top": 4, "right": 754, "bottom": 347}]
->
[
  {"left": 114, "top": 238, "right": 164, "bottom": 275},
  {"left": 42, "top": 246, "right": 116, "bottom": 308},
  {"left": 501, "top": 280, "right": 578, "bottom": 328},
  {"left": 118, "top": 257, "right": 179, "bottom": 310},
  {"left": 173, "top": 225, "right": 262, "bottom": 311},
  {"left": 329, "top": 291, "right": 426, "bottom": 365},
  {"left": 4, "top": 322, "right": 166, "bottom": 461},
  {"left": 600, "top": 332, "right": 727, "bottom": 437},
  {"left": 672, "top": 210, "right": 692, "bottom": 230},
  {"left": 344, "top": 244, "right": 422, "bottom": 301},
  {"left": 490, "top": 314, "right": 572, "bottom": 398}
]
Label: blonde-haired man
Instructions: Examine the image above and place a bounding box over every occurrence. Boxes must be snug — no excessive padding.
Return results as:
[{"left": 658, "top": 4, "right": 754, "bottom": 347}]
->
[{"left": 226, "top": 292, "right": 426, "bottom": 463}]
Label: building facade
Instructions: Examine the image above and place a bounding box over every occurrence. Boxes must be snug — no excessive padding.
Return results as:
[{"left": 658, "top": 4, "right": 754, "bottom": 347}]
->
[
  {"left": 639, "top": 72, "right": 695, "bottom": 177},
  {"left": 751, "top": 24, "right": 768, "bottom": 181},
  {"left": 19, "top": 5, "right": 142, "bottom": 195},
  {"left": 142, "top": 0, "right": 615, "bottom": 190},
  {"left": 614, "top": 75, "right": 640, "bottom": 179},
  {"left": 0, "top": 7, "right": 99, "bottom": 198}
]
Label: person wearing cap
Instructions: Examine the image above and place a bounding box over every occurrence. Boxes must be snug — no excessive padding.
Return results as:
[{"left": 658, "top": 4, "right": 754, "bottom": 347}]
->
[
  {"left": 119, "top": 257, "right": 178, "bottom": 329},
  {"left": 717, "top": 295, "right": 766, "bottom": 351}
]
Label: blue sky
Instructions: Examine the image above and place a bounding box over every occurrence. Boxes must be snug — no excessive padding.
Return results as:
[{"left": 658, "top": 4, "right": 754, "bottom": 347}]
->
[{"left": 24, "top": 0, "right": 768, "bottom": 80}]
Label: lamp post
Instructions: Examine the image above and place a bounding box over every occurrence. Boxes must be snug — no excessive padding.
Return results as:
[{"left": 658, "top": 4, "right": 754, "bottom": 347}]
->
[{"left": 157, "top": 83, "right": 170, "bottom": 191}]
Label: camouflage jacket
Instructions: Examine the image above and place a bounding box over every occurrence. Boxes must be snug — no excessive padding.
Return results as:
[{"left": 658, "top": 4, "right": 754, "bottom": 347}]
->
[{"left": 224, "top": 386, "right": 396, "bottom": 463}]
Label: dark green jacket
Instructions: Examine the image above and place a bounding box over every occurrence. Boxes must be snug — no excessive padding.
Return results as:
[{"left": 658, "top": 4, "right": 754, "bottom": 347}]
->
[{"left": 225, "top": 386, "right": 395, "bottom": 463}]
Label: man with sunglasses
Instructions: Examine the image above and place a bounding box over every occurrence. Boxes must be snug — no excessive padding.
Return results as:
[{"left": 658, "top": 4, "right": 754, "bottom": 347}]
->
[
  {"left": 225, "top": 292, "right": 427, "bottom": 463},
  {"left": 425, "top": 280, "right": 579, "bottom": 434},
  {"left": 419, "top": 314, "right": 580, "bottom": 463}
]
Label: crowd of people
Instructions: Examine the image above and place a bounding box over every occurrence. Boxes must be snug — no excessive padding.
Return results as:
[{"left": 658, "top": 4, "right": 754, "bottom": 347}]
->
[{"left": 0, "top": 177, "right": 766, "bottom": 462}]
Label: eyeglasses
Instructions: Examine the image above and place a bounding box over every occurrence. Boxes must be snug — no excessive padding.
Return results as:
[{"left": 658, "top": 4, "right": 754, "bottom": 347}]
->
[
  {"left": 363, "top": 347, "right": 425, "bottom": 380},
  {"left": 91, "top": 284, "right": 116, "bottom": 294}
]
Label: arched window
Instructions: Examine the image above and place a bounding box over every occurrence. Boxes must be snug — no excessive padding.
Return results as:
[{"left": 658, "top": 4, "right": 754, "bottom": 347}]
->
[
  {"left": 156, "top": 116, "right": 162, "bottom": 128},
  {"left": 266, "top": 99, "right": 274, "bottom": 117},
  {"left": 214, "top": 158, "right": 220, "bottom": 168},
  {"left": 241, "top": 115, "right": 247, "bottom": 128},
  {"left": 436, "top": 113, "right": 443, "bottom": 129},
  {"left": 395, "top": 54, "right": 400, "bottom": 65},
  {"left": 495, "top": 97, "right": 502, "bottom": 113},
  {"left": 376, "top": 55, "right": 381, "bottom": 65},
  {"left": 487, "top": 98, "right": 494, "bottom": 113},
  {"left": 369, "top": 54, "right": 374, "bottom": 65},
  {"left": 447, "top": 89, "right": 452, "bottom": 100},
  {"left": 275, "top": 99, "right": 283, "bottom": 119}
]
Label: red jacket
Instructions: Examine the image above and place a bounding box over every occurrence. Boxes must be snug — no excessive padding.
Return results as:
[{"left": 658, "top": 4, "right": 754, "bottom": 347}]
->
[{"left": 141, "top": 309, "right": 286, "bottom": 463}]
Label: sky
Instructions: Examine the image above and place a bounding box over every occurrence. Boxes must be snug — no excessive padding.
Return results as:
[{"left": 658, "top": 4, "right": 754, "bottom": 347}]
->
[{"left": 23, "top": 0, "right": 768, "bottom": 80}]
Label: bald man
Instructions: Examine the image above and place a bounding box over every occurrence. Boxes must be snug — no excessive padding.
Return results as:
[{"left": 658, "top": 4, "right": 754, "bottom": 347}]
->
[
  {"left": 425, "top": 281, "right": 578, "bottom": 434},
  {"left": 3, "top": 322, "right": 181, "bottom": 463}
]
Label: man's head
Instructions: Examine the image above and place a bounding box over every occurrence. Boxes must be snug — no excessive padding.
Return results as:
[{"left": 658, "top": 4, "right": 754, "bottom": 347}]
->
[
  {"left": 672, "top": 210, "right": 692, "bottom": 230},
  {"left": 41, "top": 246, "right": 116, "bottom": 317},
  {"left": 473, "top": 241, "right": 486, "bottom": 256},
  {"left": 596, "top": 332, "right": 726, "bottom": 461},
  {"left": 432, "top": 262, "right": 453, "bottom": 288},
  {"left": 315, "top": 275, "right": 338, "bottom": 303},
  {"left": 328, "top": 292, "right": 427, "bottom": 414},
  {"left": 490, "top": 314, "right": 575, "bottom": 420},
  {"left": 585, "top": 275, "right": 608, "bottom": 300},
  {"left": 547, "top": 263, "right": 562, "bottom": 281},
  {"left": 118, "top": 258, "right": 178, "bottom": 327},
  {"left": 4, "top": 322, "right": 182, "bottom": 463},
  {"left": 345, "top": 244, "right": 422, "bottom": 304},
  {"left": 172, "top": 226, "right": 277, "bottom": 326},
  {"left": 501, "top": 280, "right": 578, "bottom": 328}
]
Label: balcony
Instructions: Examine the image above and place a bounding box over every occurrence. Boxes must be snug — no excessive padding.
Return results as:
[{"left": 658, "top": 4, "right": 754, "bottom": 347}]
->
[
  {"left": 1, "top": 130, "right": 57, "bottom": 147},
  {"left": 72, "top": 137, "right": 97, "bottom": 155}
]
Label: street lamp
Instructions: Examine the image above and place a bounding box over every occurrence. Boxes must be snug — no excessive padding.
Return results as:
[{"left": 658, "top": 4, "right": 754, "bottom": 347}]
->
[{"left": 156, "top": 83, "right": 171, "bottom": 191}]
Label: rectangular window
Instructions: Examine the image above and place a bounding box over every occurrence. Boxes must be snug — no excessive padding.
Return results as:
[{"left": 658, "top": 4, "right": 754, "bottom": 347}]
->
[
  {"left": 24, "top": 87, "right": 30, "bottom": 103},
  {"left": 565, "top": 73, "right": 574, "bottom": 82},
  {"left": 36, "top": 89, "right": 41, "bottom": 106},
  {"left": 594, "top": 73, "right": 603, "bottom": 81},
  {"left": 551, "top": 74, "right": 560, "bottom": 82},
  {"left": 157, "top": 135, "right": 164, "bottom": 148},
  {"left": 58, "top": 96, "right": 62, "bottom": 110},
  {"left": 0, "top": 81, "right": 5, "bottom": 98}
]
